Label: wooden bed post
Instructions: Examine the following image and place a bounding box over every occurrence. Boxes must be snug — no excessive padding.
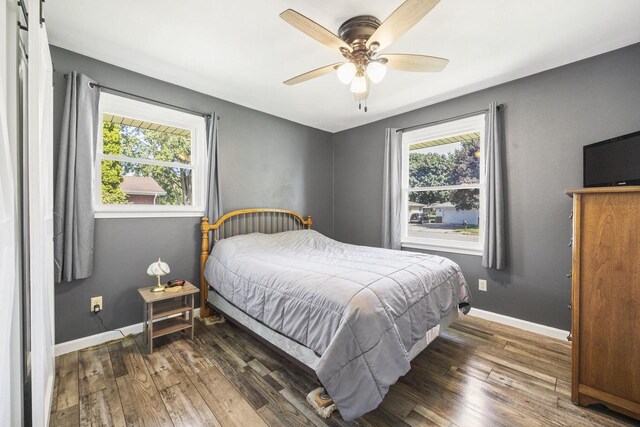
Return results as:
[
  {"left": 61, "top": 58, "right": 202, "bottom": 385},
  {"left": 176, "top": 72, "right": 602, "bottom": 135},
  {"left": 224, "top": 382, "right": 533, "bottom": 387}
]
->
[
  {"left": 306, "top": 215, "right": 313, "bottom": 229},
  {"left": 200, "top": 217, "right": 213, "bottom": 318}
]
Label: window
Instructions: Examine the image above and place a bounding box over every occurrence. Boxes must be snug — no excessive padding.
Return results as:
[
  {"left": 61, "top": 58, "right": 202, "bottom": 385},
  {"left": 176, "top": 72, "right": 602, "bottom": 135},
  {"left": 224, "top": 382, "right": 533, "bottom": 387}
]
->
[
  {"left": 95, "top": 93, "right": 207, "bottom": 218},
  {"left": 401, "top": 114, "right": 485, "bottom": 255}
]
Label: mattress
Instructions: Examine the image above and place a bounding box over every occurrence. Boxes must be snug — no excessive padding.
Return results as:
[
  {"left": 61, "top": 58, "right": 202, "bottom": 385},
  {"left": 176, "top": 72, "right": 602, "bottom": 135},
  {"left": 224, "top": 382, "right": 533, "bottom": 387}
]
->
[{"left": 204, "top": 230, "right": 470, "bottom": 420}]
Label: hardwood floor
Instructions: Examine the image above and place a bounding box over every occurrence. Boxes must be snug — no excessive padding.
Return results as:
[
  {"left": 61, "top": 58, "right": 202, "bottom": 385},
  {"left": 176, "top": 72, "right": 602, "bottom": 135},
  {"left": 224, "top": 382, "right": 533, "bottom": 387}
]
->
[{"left": 50, "top": 316, "right": 639, "bottom": 426}]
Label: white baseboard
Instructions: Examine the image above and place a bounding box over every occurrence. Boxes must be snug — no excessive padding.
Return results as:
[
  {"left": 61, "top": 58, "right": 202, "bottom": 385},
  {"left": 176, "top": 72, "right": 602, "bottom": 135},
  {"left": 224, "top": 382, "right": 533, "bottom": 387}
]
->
[
  {"left": 467, "top": 308, "right": 569, "bottom": 341},
  {"left": 54, "top": 308, "right": 201, "bottom": 356},
  {"left": 56, "top": 306, "right": 567, "bottom": 356}
]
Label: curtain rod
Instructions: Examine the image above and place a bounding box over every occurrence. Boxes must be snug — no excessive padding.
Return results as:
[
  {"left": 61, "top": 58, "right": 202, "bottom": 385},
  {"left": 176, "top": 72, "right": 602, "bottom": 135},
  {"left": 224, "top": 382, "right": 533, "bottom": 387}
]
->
[
  {"left": 63, "top": 73, "right": 219, "bottom": 120},
  {"left": 396, "top": 104, "right": 503, "bottom": 134}
]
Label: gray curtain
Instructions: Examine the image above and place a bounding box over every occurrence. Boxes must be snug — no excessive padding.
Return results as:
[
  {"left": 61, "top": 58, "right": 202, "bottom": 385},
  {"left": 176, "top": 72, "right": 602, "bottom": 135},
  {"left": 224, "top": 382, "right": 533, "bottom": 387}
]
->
[
  {"left": 482, "top": 102, "right": 506, "bottom": 269},
  {"left": 382, "top": 128, "right": 402, "bottom": 250},
  {"left": 206, "top": 113, "right": 222, "bottom": 223},
  {"left": 54, "top": 71, "right": 100, "bottom": 282}
]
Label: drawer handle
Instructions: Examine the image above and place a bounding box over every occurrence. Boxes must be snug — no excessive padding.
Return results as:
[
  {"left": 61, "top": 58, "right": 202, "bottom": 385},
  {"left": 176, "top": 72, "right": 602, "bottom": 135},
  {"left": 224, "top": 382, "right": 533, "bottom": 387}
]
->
[
  {"left": 567, "top": 303, "right": 572, "bottom": 310},
  {"left": 568, "top": 238, "right": 573, "bottom": 247},
  {"left": 569, "top": 210, "right": 573, "bottom": 219},
  {"left": 567, "top": 332, "right": 573, "bottom": 342},
  {"left": 566, "top": 272, "right": 572, "bottom": 278}
]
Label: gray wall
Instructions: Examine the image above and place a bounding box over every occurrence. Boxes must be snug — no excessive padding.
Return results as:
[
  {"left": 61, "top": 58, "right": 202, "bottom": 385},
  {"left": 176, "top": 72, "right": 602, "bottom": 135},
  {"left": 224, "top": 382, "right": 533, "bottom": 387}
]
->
[
  {"left": 52, "top": 46, "right": 334, "bottom": 343},
  {"left": 333, "top": 43, "right": 640, "bottom": 331}
]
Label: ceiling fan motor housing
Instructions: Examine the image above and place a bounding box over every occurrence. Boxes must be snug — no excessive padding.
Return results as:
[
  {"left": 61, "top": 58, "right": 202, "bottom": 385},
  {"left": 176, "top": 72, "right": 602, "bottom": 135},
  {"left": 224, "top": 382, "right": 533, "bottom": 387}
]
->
[
  {"left": 339, "top": 15, "right": 381, "bottom": 48},
  {"left": 339, "top": 15, "right": 382, "bottom": 74}
]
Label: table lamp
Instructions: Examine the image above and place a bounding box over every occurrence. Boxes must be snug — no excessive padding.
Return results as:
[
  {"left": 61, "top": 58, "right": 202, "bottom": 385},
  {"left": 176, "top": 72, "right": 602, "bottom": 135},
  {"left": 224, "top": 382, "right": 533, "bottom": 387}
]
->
[{"left": 147, "top": 257, "right": 170, "bottom": 293}]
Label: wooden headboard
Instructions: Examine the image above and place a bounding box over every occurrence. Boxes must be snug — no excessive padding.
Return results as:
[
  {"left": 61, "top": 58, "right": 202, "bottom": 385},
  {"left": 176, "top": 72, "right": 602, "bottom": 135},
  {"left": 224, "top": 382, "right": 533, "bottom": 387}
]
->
[{"left": 199, "top": 208, "right": 313, "bottom": 318}]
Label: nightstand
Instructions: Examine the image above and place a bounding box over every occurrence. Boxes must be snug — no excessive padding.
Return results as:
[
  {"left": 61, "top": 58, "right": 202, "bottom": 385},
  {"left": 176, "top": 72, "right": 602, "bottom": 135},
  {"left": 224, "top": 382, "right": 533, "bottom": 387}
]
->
[{"left": 137, "top": 281, "right": 199, "bottom": 353}]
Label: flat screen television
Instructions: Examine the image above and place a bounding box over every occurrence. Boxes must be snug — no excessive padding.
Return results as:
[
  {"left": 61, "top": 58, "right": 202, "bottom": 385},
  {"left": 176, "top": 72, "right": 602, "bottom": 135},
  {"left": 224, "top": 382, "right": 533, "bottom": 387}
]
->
[{"left": 583, "top": 130, "right": 640, "bottom": 187}]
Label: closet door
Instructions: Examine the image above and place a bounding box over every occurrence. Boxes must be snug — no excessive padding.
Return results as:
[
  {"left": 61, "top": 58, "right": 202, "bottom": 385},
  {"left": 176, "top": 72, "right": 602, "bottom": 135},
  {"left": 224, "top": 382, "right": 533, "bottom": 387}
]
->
[
  {"left": 0, "top": 78, "right": 20, "bottom": 427},
  {"left": 27, "top": 1, "right": 55, "bottom": 424},
  {"left": 0, "top": 2, "right": 23, "bottom": 425}
]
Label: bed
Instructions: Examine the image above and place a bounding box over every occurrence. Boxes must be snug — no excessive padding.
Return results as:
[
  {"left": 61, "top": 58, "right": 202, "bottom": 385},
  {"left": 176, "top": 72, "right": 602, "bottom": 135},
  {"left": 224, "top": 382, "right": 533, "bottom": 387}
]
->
[{"left": 199, "top": 209, "right": 471, "bottom": 421}]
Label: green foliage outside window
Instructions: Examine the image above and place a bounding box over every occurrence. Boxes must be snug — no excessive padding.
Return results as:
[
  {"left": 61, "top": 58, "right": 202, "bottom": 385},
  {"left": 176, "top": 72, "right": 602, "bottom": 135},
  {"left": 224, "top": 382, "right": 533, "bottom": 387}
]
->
[
  {"left": 100, "top": 121, "right": 192, "bottom": 205},
  {"left": 101, "top": 122, "right": 128, "bottom": 204},
  {"left": 119, "top": 126, "right": 192, "bottom": 205},
  {"left": 409, "top": 138, "right": 480, "bottom": 211}
]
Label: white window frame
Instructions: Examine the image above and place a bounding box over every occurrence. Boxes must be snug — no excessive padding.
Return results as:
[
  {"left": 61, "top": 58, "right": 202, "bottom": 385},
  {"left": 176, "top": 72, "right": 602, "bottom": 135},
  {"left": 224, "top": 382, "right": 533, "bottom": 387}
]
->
[
  {"left": 95, "top": 93, "right": 207, "bottom": 218},
  {"left": 401, "top": 114, "right": 486, "bottom": 256}
]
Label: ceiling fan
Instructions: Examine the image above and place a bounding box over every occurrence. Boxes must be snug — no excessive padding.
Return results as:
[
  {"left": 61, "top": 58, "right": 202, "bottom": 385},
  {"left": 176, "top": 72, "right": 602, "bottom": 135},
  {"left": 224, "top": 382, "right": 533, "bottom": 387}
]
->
[{"left": 280, "top": 0, "right": 448, "bottom": 112}]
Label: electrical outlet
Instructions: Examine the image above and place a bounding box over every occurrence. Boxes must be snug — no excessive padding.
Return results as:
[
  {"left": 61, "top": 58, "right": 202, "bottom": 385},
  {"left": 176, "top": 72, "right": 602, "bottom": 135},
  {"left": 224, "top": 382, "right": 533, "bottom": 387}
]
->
[
  {"left": 478, "top": 279, "right": 487, "bottom": 292},
  {"left": 90, "top": 296, "right": 103, "bottom": 312}
]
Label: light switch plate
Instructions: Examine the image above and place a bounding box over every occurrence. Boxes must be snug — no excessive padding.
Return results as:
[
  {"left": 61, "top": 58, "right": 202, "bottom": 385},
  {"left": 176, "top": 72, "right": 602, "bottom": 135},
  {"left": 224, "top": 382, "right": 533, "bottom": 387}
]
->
[{"left": 478, "top": 279, "right": 487, "bottom": 292}]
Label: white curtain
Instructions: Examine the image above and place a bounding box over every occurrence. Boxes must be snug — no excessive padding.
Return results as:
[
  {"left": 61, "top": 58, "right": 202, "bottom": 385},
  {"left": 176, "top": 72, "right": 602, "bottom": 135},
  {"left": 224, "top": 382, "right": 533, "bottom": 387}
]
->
[
  {"left": 382, "top": 128, "right": 402, "bottom": 249},
  {"left": 482, "top": 102, "right": 506, "bottom": 269}
]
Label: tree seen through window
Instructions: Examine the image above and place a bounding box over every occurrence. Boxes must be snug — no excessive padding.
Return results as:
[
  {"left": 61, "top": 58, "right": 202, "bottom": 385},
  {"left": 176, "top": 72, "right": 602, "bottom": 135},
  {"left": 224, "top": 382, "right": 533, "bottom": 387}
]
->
[
  {"left": 408, "top": 137, "right": 480, "bottom": 211},
  {"left": 101, "top": 120, "right": 192, "bottom": 206}
]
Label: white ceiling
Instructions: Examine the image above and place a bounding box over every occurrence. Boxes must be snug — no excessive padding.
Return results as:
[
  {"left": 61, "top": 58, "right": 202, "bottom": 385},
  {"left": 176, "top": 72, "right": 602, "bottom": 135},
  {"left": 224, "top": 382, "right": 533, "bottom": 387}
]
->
[{"left": 46, "top": 0, "right": 640, "bottom": 133}]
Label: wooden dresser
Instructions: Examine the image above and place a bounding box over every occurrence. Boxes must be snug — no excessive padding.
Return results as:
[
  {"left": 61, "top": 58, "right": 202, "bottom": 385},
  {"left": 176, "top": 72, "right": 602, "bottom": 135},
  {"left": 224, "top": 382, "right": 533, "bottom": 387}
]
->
[{"left": 566, "top": 187, "right": 640, "bottom": 420}]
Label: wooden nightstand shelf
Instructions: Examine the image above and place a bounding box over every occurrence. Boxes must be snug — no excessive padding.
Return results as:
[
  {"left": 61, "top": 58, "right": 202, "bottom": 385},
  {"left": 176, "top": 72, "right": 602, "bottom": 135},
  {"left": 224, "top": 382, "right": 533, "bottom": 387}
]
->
[{"left": 137, "top": 281, "right": 199, "bottom": 353}]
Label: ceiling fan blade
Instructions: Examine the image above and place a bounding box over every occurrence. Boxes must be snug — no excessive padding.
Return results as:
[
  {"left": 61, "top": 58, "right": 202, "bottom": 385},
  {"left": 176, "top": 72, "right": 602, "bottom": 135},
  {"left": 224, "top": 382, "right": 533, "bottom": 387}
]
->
[
  {"left": 283, "top": 63, "right": 342, "bottom": 85},
  {"left": 367, "top": 0, "right": 440, "bottom": 51},
  {"left": 280, "top": 9, "right": 351, "bottom": 52},
  {"left": 381, "top": 54, "right": 448, "bottom": 72}
]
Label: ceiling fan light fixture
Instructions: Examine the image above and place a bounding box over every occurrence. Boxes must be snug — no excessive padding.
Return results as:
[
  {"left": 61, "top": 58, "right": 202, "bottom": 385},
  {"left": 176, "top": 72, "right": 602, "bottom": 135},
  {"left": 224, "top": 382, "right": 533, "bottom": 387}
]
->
[
  {"left": 366, "top": 61, "right": 387, "bottom": 83},
  {"left": 354, "top": 78, "right": 370, "bottom": 101},
  {"left": 280, "top": 2, "right": 448, "bottom": 111},
  {"left": 337, "top": 62, "right": 357, "bottom": 84},
  {"left": 350, "top": 75, "right": 367, "bottom": 94}
]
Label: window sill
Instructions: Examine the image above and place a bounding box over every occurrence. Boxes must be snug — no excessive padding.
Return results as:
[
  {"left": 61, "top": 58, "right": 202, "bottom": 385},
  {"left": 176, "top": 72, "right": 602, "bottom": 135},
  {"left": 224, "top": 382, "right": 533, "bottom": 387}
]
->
[
  {"left": 95, "top": 210, "right": 204, "bottom": 219},
  {"left": 401, "top": 241, "right": 483, "bottom": 257}
]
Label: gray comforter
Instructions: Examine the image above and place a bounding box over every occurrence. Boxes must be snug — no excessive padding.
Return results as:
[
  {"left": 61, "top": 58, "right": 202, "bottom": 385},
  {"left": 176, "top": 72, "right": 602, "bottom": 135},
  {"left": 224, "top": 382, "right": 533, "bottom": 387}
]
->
[{"left": 204, "top": 230, "right": 470, "bottom": 421}]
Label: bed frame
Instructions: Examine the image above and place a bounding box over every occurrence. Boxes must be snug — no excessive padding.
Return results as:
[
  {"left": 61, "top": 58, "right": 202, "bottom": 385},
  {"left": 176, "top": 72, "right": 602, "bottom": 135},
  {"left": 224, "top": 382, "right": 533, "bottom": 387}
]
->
[
  {"left": 199, "top": 208, "right": 313, "bottom": 318},
  {"left": 198, "top": 208, "right": 460, "bottom": 408}
]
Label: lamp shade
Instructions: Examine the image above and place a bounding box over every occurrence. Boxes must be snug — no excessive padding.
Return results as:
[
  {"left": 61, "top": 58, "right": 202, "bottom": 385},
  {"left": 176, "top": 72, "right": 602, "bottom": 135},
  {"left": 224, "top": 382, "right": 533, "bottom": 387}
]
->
[
  {"left": 337, "top": 62, "right": 357, "bottom": 84},
  {"left": 353, "top": 77, "right": 370, "bottom": 102},
  {"left": 147, "top": 258, "right": 170, "bottom": 277},
  {"left": 366, "top": 61, "right": 387, "bottom": 83},
  {"left": 350, "top": 75, "right": 367, "bottom": 94}
]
